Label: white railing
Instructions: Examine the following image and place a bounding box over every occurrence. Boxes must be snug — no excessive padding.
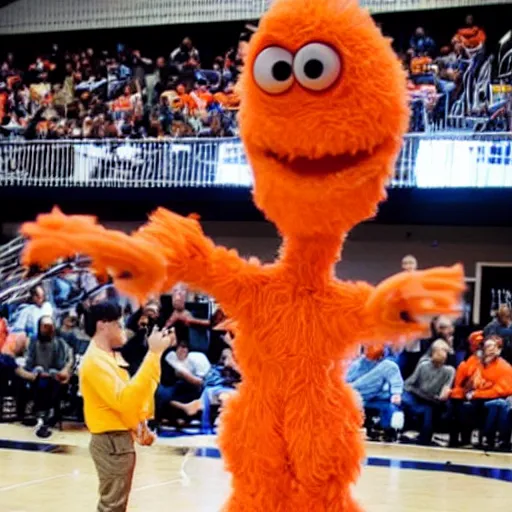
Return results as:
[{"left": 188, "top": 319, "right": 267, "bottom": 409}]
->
[
  {"left": 0, "top": 0, "right": 507, "bottom": 35},
  {"left": 0, "top": 133, "right": 511, "bottom": 189}
]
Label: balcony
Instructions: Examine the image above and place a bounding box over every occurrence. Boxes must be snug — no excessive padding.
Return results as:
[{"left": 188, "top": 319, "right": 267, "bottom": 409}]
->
[{"left": 1, "top": 133, "right": 511, "bottom": 190}]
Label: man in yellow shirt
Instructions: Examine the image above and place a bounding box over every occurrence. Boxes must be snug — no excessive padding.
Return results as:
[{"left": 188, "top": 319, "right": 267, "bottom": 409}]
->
[{"left": 79, "top": 301, "right": 173, "bottom": 512}]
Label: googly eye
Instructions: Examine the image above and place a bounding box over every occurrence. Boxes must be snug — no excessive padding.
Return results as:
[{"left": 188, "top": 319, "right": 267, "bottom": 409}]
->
[
  {"left": 253, "top": 46, "right": 294, "bottom": 94},
  {"left": 293, "top": 43, "right": 342, "bottom": 92}
]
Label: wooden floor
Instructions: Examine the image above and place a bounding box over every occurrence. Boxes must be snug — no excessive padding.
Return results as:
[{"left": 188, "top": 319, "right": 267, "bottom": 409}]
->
[{"left": 0, "top": 423, "right": 511, "bottom": 511}]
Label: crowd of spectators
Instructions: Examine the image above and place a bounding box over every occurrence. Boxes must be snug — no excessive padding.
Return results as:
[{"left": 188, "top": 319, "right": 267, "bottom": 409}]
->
[
  {"left": 0, "top": 281, "right": 238, "bottom": 438},
  {"left": 0, "top": 35, "right": 247, "bottom": 140},
  {"left": 400, "top": 14, "right": 498, "bottom": 130},
  {"left": 1, "top": 254, "right": 512, "bottom": 449},
  {"left": 347, "top": 254, "right": 512, "bottom": 451},
  {"left": 1, "top": 13, "right": 507, "bottom": 141}
]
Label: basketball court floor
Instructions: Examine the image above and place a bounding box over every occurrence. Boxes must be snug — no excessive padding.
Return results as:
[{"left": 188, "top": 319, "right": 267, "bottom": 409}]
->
[{"left": 0, "top": 423, "right": 511, "bottom": 512}]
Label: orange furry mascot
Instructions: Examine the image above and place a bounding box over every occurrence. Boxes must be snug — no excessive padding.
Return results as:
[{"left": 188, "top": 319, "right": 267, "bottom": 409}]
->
[{"left": 21, "top": 0, "right": 464, "bottom": 510}]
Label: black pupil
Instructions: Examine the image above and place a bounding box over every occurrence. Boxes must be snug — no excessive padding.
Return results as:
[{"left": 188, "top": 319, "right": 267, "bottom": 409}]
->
[
  {"left": 272, "top": 61, "right": 292, "bottom": 82},
  {"left": 304, "top": 59, "right": 324, "bottom": 80}
]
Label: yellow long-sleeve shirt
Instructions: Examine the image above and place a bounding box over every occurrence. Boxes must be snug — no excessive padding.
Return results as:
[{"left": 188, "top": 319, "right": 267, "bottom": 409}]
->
[{"left": 79, "top": 341, "right": 161, "bottom": 434}]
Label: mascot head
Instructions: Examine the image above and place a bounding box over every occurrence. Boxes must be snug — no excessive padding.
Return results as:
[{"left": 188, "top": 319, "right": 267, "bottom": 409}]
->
[{"left": 239, "top": 0, "right": 409, "bottom": 238}]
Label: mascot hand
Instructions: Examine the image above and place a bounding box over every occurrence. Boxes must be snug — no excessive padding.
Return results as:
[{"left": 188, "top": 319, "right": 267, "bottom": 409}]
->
[
  {"left": 134, "top": 208, "right": 215, "bottom": 291},
  {"left": 21, "top": 207, "right": 167, "bottom": 302},
  {"left": 366, "top": 264, "right": 465, "bottom": 339}
]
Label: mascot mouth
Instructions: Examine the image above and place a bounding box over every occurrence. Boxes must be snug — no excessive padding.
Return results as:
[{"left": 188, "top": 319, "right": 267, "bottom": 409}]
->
[{"left": 263, "top": 140, "right": 391, "bottom": 176}]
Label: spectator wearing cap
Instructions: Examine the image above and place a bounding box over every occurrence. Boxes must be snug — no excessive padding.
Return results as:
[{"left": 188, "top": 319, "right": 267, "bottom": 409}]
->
[{"left": 24, "top": 315, "right": 73, "bottom": 438}]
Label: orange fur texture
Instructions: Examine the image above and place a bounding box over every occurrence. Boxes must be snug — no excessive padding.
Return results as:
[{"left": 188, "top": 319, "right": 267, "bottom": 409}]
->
[{"left": 20, "top": 1, "right": 465, "bottom": 510}]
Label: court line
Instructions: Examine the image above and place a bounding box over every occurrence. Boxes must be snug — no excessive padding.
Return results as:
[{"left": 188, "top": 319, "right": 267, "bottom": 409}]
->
[
  {"left": 0, "top": 473, "right": 73, "bottom": 492},
  {"left": 133, "top": 447, "right": 195, "bottom": 492},
  {"left": 132, "top": 478, "right": 183, "bottom": 493}
]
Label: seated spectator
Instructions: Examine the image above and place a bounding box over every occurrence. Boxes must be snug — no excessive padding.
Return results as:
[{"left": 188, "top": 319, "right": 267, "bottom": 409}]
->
[
  {"left": 416, "top": 316, "right": 457, "bottom": 369},
  {"left": 59, "top": 311, "right": 90, "bottom": 360},
  {"left": 155, "top": 339, "right": 210, "bottom": 426},
  {"left": 0, "top": 333, "right": 34, "bottom": 420},
  {"left": 213, "top": 81, "right": 240, "bottom": 110},
  {"left": 23, "top": 316, "right": 74, "bottom": 438},
  {"left": 409, "top": 27, "right": 436, "bottom": 56},
  {"left": 452, "top": 14, "right": 486, "bottom": 50},
  {"left": 449, "top": 336, "right": 512, "bottom": 449},
  {"left": 450, "top": 330, "right": 483, "bottom": 401},
  {"left": 10, "top": 285, "right": 53, "bottom": 339},
  {"left": 483, "top": 305, "right": 512, "bottom": 364},
  {"left": 347, "top": 345, "right": 404, "bottom": 441},
  {"left": 402, "top": 340, "right": 454, "bottom": 445},
  {"left": 410, "top": 53, "right": 433, "bottom": 77},
  {"left": 171, "top": 347, "right": 241, "bottom": 433}
]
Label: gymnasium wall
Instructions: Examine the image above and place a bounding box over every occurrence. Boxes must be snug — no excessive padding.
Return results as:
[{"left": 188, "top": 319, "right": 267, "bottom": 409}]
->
[{"left": 4, "top": 222, "right": 511, "bottom": 284}]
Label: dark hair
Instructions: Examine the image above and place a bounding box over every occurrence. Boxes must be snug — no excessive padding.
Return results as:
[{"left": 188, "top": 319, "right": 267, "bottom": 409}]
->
[
  {"left": 176, "top": 340, "right": 189, "bottom": 350},
  {"left": 85, "top": 300, "right": 122, "bottom": 337},
  {"left": 29, "top": 285, "right": 43, "bottom": 298}
]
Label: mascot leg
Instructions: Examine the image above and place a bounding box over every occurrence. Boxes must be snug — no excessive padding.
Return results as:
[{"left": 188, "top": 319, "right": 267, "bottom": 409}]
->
[
  {"left": 219, "top": 389, "right": 292, "bottom": 512},
  {"left": 285, "top": 382, "right": 364, "bottom": 511}
]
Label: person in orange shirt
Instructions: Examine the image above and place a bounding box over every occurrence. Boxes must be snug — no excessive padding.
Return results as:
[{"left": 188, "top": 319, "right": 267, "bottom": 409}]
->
[
  {"left": 410, "top": 53, "right": 433, "bottom": 76},
  {"left": 450, "top": 330, "right": 483, "bottom": 400},
  {"left": 175, "top": 84, "right": 197, "bottom": 114},
  {"left": 449, "top": 335, "right": 512, "bottom": 448},
  {"left": 452, "top": 14, "right": 486, "bottom": 50},
  {"left": 213, "top": 82, "right": 240, "bottom": 110},
  {"left": 79, "top": 301, "right": 173, "bottom": 512},
  {"left": 190, "top": 81, "right": 214, "bottom": 113}
]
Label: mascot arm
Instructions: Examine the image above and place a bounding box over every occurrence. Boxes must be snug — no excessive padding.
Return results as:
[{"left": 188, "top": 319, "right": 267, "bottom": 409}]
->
[
  {"left": 21, "top": 207, "right": 262, "bottom": 308},
  {"left": 134, "top": 207, "right": 263, "bottom": 308},
  {"left": 354, "top": 264, "right": 464, "bottom": 343}
]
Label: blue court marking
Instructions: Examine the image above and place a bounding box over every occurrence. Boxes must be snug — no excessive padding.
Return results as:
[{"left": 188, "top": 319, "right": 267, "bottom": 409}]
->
[
  {"left": 0, "top": 438, "right": 61, "bottom": 453},
  {"left": 193, "top": 447, "right": 512, "bottom": 483},
  {"left": 1, "top": 437, "right": 511, "bottom": 482}
]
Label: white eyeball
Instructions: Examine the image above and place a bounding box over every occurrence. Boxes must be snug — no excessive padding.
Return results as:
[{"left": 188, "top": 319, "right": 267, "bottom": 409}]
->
[
  {"left": 253, "top": 46, "right": 294, "bottom": 94},
  {"left": 293, "top": 43, "right": 342, "bottom": 92}
]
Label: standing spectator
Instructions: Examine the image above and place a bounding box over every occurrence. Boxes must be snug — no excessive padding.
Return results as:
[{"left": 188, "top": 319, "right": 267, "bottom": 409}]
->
[
  {"left": 483, "top": 305, "right": 512, "bottom": 364},
  {"left": 449, "top": 336, "right": 512, "bottom": 448},
  {"left": 347, "top": 345, "right": 404, "bottom": 441},
  {"left": 409, "top": 27, "right": 436, "bottom": 56},
  {"left": 10, "top": 285, "right": 54, "bottom": 340},
  {"left": 402, "top": 340, "right": 455, "bottom": 445},
  {"left": 398, "top": 254, "right": 423, "bottom": 378},
  {"left": 164, "top": 285, "right": 210, "bottom": 341},
  {"left": 453, "top": 14, "right": 486, "bottom": 51},
  {"left": 170, "top": 37, "right": 200, "bottom": 72},
  {"left": 24, "top": 316, "right": 74, "bottom": 438}
]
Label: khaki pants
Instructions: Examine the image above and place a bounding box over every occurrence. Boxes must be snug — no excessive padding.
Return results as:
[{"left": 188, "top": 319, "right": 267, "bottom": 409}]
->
[{"left": 89, "top": 431, "right": 136, "bottom": 512}]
